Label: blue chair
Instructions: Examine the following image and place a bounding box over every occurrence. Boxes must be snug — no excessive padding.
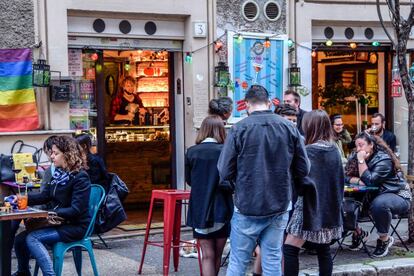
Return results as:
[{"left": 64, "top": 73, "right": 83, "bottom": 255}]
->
[{"left": 34, "top": 184, "right": 105, "bottom": 276}]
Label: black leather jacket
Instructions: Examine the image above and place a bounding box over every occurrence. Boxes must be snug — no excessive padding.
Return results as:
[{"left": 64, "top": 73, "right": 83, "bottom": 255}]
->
[
  {"left": 218, "top": 110, "right": 310, "bottom": 216},
  {"left": 360, "top": 150, "right": 405, "bottom": 194}
]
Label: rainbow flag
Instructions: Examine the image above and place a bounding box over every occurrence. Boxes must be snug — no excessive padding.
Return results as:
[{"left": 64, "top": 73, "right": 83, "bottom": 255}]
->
[{"left": 0, "top": 48, "right": 39, "bottom": 132}]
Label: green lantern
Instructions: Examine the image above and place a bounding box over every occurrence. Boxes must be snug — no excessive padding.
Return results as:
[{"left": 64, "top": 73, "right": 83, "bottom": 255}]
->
[
  {"left": 33, "top": 59, "right": 50, "bottom": 87},
  {"left": 215, "top": 62, "right": 230, "bottom": 88},
  {"left": 288, "top": 63, "right": 301, "bottom": 87}
]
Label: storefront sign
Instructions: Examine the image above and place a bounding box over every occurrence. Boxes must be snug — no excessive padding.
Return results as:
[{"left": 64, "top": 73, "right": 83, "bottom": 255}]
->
[
  {"left": 231, "top": 37, "right": 285, "bottom": 118},
  {"left": 68, "top": 49, "right": 83, "bottom": 77}
]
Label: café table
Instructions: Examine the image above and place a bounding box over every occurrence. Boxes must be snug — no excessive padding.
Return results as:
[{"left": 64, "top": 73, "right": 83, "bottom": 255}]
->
[{"left": 0, "top": 207, "right": 48, "bottom": 276}]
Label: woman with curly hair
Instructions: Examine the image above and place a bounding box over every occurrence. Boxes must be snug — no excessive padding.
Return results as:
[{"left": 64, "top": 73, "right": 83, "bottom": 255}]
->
[{"left": 13, "top": 136, "right": 91, "bottom": 276}]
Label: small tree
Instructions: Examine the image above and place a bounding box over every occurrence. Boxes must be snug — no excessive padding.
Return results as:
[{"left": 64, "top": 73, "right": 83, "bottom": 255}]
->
[{"left": 376, "top": 0, "right": 414, "bottom": 241}]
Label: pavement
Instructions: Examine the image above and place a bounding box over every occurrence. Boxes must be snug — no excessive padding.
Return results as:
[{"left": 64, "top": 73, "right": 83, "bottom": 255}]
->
[{"left": 11, "top": 219, "right": 414, "bottom": 275}]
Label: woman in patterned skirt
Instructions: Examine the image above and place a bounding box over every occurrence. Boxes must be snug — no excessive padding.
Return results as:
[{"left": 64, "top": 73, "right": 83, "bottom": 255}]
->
[{"left": 283, "top": 110, "right": 345, "bottom": 276}]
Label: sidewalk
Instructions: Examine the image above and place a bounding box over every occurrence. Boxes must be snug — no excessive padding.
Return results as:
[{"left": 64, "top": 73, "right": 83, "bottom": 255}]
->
[{"left": 12, "top": 220, "right": 414, "bottom": 275}]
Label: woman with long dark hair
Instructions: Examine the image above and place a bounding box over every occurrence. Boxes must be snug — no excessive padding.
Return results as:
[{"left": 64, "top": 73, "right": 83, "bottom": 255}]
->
[
  {"left": 13, "top": 136, "right": 91, "bottom": 276},
  {"left": 185, "top": 115, "right": 233, "bottom": 276},
  {"left": 347, "top": 131, "right": 411, "bottom": 257},
  {"left": 284, "top": 110, "right": 344, "bottom": 276}
]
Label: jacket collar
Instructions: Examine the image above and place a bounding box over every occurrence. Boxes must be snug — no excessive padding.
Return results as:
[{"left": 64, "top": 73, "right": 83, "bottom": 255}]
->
[{"left": 250, "top": 110, "right": 273, "bottom": 116}]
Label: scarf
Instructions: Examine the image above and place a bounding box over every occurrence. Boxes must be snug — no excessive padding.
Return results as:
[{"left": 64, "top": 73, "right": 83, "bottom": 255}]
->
[{"left": 50, "top": 168, "right": 72, "bottom": 186}]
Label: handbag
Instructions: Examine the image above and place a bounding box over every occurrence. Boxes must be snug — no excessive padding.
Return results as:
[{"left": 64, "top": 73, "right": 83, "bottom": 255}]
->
[
  {"left": 0, "top": 140, "right": 43, "bottom": 182},
  {"left": 24, "top": 213, "right": 65, "bottom": 232},
  {"left": 342, "top": 198, "right": 362, "bottom": 231}
]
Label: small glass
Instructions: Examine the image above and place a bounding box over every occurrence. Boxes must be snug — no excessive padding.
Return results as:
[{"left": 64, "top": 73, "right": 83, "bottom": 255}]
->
[{"left": 24, "top": 162, "right": 37, "bottom": 183}]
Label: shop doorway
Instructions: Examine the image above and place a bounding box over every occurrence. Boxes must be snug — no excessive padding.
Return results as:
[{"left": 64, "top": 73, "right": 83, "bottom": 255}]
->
[
  {"left": 312, "top": 48, "right": 392, "bottom": 137},
  {"left": 69, "top": 48, "right": 177, "bottom": 227}
]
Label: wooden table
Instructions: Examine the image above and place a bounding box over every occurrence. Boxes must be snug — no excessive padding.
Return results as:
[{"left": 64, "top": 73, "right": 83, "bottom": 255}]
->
[{"left": 0, "top": 207, "right": 48, "bottom": 276}]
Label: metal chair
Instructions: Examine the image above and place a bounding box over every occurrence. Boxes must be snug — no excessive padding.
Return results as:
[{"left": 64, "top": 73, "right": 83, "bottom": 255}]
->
[{"left": 34, "top": 184, "right": 106, "bottom": 276}]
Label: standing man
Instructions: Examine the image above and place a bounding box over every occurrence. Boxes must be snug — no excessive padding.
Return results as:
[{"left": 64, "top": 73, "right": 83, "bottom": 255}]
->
[
  {"left": 218, "top": 85, "right": 310, "bottom": 276},
  {"left": 283, "top": 90, "right": 307, "bottom": 135},
  {"left": 370, "top": 112, "right": 397, "bottom": 152}
]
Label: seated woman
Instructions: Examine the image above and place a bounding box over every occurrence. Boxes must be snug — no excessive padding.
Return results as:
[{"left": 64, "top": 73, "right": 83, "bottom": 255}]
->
[
  {"left": 13, "top": 136, "right": 91, "bottom": 276},
  {"left": 348, "top": 131, "right": 411, "bottom": 257},
  {"left": 76, "top": 133, "right": 109, "bottom": 191},
  {"left": 330, "top": 114, "right": 352, "bottom": 163}
]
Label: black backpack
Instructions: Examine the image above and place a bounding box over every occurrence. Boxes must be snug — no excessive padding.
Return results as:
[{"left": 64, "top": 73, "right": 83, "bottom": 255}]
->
[{"left": 94, "top": 173, "right": 129, "bottom": 233}]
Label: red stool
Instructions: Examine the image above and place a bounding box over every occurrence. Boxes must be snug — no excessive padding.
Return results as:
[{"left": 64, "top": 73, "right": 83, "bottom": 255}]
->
[{"left": 138, "top": 189, "right": 202, "bottom": 275}]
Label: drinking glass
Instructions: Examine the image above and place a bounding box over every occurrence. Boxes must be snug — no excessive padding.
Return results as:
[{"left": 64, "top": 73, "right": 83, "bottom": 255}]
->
[
  {"left": 24, "top": 162, "right": 37, "bottom": 183},
  {"left": 17, "top": 190, "right": 28, "bottom": 211}
]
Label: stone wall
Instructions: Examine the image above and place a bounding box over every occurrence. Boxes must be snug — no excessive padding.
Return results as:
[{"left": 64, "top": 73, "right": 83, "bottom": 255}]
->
[
  {"left": 216, "top": 0, "right": 287, "bottom": 35},
  {"left": 0, "top": 0, "right": 35, "bottom": 48}
]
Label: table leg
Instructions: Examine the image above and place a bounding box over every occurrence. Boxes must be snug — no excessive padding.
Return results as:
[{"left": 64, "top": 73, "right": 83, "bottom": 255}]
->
[{"left": 0, "top": 220, "right": 12, "bottom": 276}]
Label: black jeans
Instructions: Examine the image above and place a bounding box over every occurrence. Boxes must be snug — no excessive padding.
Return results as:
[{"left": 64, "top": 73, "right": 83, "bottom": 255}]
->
[{"left": 370, "top": 193, "right": 410, "bottom": 235}]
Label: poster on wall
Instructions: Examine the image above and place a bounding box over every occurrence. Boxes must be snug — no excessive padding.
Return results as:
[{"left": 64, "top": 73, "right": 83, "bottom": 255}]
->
[
  {"left": 69, "top": 108, "right": 89, "bottom": 130},
  {"left": 68, "top": 49, "right": 83, "bottom": 77},
  {"left": 231, "top": 37, "right": 285, "bottom": 118}
]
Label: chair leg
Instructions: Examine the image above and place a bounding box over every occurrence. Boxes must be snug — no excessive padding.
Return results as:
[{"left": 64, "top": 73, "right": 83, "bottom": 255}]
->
[
  {"left": 86, "top": 245, "right": 99, "bottom": 276},
  {"left": 163, "top": 196, "right": 176, "bottom": 276},
  {"left": 53, "top": 254, "right": 64, "bottom": 276},
  {"left": 390, "top": 219, "right": 409, "bottom": 251},
  {"left": 72, "top": 247, "right": 83, "bottom": 275},
  {"left": 96, "top": 234, "right": 110, "bottom": 249},
  {"left": 172, "top": 201, "right": 182, "bottom": 272},
  {"left": 33, "top": 262, "right": 40, "bottom": 276},
  {"left": 138, "top": 196, "right": 156, "bottom": 274}
]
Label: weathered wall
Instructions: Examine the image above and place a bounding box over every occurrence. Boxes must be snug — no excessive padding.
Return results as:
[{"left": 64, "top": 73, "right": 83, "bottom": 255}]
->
[
  {"left": 216, "top": 0, "right": 287, "bottom": 34},
  {"left": 0, "top": 0, "right": 35, "bottom": 48}
]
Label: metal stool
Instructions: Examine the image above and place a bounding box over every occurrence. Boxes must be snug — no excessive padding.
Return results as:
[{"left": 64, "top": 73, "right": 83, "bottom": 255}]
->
[{"left": 138, "top": 189, "right": 202, "bottom": 275}]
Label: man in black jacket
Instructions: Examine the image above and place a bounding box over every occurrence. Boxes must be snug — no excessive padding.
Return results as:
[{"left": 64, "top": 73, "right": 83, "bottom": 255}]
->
[
  {"left": 370, "top": 112, "right": 397, "bottom": 152},
  {"left": 283, "top": 90, "right": 307, "bottom": 135},
  {"left": 218, "top": 85, "right": 310, "bottom": 276}
]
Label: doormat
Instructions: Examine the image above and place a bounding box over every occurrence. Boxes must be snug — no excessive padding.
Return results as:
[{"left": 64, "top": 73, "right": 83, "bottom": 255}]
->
[{"left": 117, "top": 222, "right": 164, "bottom": 231}]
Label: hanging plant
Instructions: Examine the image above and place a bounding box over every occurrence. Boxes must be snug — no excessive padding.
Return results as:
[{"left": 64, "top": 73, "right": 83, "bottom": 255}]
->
[{"left": 317, "top": 82, "right": 364, "bottom": 109}]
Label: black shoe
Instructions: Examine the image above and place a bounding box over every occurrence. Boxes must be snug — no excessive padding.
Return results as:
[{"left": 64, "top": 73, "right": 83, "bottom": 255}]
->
[
  {"left": 372, "top": 236, "right": 394, "bottom": 258},
  {"left": 11, "top": 271, "right": 31, "bottom": 276},
  {"left": 348, "top": 230, "right": 369, "bottom": 251}
]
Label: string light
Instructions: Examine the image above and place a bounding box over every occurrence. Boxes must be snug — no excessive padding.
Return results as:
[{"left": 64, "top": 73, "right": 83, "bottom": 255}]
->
[
  {"left": 311, "top": 50, "right": 317, "bottom": 58},
  {"left": 185, "top": 52, "right": 192, "bottom": 64},
  {"left": 263, "top": 37, "right": 271, "bottom": 48},
  {"left": 325, "top": 40, "right": 333, "bottom": 47},
  {"left": 349, "top": 42, "right": 357, "bottom": 49},
  {"left": 236, "top": 33, "right": 244, "bottom": 44},
  {"left": 214, "top": 41, "right": 223, "bottom": 52},
  {"left": 91, "top": 53, "right": 98, "bottom": 61},
  {"left": 372, "top": 41, "right": 381, "bottom": 47},
  {"left": 287, "top": 39, "right": 294, "bottom": 48}
]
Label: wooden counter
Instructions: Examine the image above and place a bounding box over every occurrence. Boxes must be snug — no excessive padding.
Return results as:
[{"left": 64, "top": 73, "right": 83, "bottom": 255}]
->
[{"left": 105, "top": 141, "right": 171, "bottom": 206}]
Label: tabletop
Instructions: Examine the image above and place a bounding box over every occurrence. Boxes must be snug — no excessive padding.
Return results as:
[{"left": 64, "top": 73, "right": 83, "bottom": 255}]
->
[
  {"left": 344, "top": 184, "right": 379, "bottom": 193},
  {"left": 1, "top": 181, "right": 41, "bottom": 189},
  {"left": 0, "top": 207, "right": 48, "bottom": 221}
]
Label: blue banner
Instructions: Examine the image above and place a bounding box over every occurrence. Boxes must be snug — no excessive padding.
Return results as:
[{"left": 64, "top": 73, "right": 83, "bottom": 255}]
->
[{"left": 232, "top": 37, "right": 284, "bottom": 117}]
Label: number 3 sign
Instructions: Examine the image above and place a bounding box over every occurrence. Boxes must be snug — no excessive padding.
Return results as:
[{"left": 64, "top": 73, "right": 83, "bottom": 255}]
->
[{"left": 193, "top": 22, "right": 207, "bottom": 38}]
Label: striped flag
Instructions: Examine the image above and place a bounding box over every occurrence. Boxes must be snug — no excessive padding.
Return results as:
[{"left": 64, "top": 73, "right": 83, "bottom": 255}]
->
[{"left": 0, "top": 48, "right": 39, "bottom": 132}]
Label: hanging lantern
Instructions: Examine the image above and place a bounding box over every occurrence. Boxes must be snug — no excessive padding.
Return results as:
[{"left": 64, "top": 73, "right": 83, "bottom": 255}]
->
[
  {"left": 214, "top": 62, "right": 230, "bottom": 87},
  {"left": 288, "top": 63, "right": 301, "bottom": 87},
  {"left": 32, "top": 59, "right": 51, "bottom": 87},
  {"left": 184, "top": 52, "right": 192, "bottom": 64},
  {"left": 263, "top": 37, "right": 271, "bottom": 48},
  {"left": 391, "top": 57, "right": 403, "bottom": 97},
  {"left": 214, "top": 40, "right": 223, "bottom": 53}
]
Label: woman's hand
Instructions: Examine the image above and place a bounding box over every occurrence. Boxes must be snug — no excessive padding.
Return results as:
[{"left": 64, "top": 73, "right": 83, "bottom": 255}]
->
[{"left": 357, "top": 150, "right": 369, "bottom": 161}]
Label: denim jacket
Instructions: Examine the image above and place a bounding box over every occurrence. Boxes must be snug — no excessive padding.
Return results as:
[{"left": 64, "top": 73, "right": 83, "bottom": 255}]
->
[{"left": 218, "top": 110, "right": 310, "bottom": 216}]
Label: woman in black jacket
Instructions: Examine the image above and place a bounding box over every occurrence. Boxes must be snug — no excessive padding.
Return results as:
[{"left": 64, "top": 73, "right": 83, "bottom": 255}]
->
[
  {"left": 76, "top": 133, "right": 109, "bottom": 191},
  {"left": 13, "top": 136, "right": 91, "bottom": 276},
  {"left": 185, "top": 115, "right": 233, "bottom": 276},
  {"left": 347, "top": 131, "right": 411, "bottom": 257},
  {"left": 284, "top": 110, "right": 344, "bottom": 276}
]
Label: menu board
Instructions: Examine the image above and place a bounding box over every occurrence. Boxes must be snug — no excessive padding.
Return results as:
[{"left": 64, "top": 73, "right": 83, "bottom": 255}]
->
[{"left": 232, "top": 38, "right": 285, "bottom": 118}]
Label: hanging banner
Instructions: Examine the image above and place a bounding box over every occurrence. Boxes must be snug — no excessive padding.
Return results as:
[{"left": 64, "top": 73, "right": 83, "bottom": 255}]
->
[
  {"left": 232, "top": 37, "right": 285, "bottom": 118},
  {"left": 0, "top": 48, "right": 39, "bottom": 132}
]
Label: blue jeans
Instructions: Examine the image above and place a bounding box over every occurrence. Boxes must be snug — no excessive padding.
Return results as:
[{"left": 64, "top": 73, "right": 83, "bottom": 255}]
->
[
  {"left": 227, "top": 210, "right": 289, "bottom": 276},
  {"left": 370, "top": 193, "right": 411, "bottom": 235},
  {"left": 14, "top": 228, "right": 62, "bottom": 276}
]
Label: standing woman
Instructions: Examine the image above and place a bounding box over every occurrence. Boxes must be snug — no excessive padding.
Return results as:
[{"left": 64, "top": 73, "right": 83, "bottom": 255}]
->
[
  {"left": 185, "top": 115, "right": 233, "bottom": 276},
  {"left": 330, "top": 114, "right": 352, "bottom": 162},
  {"left": 13, "top": 136, "right": 91, "bottom": 276},
  {"left": 208, "top": 97, "right": 233, "bottom": 122},
  {"left": 284, "top": 110, "right": 344, "bottom": 276}
]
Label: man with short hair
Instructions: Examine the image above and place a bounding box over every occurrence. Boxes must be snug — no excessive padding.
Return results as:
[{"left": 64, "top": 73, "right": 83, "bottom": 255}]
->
[
  {"left": 283, "top": 90, "right": 306, "bottom": 134},
  {"left": 370, "top": 112, "right": 396, "bottom": 152},
  {"left": 218, "top": 85, "right": 310, "bottom": 276}
]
